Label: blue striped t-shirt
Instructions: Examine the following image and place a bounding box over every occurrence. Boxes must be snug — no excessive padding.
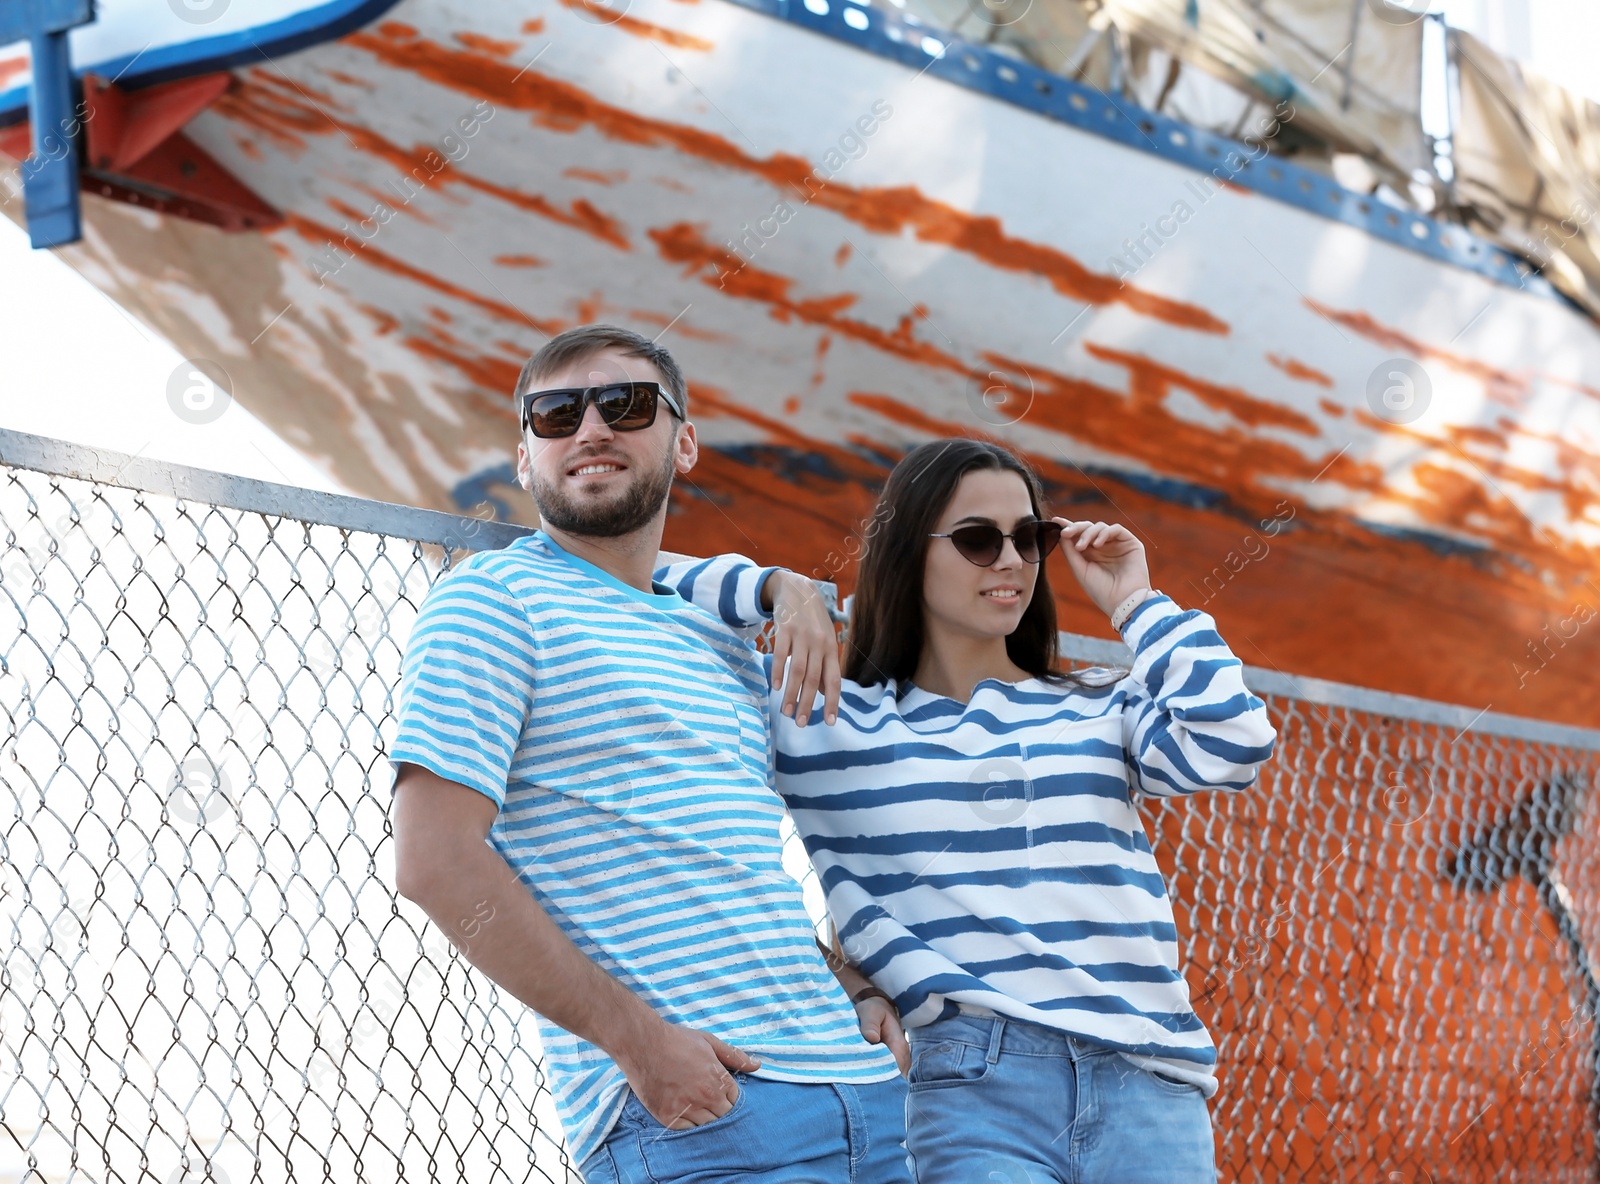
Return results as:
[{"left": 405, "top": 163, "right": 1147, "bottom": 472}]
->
[
  {"left": 388, "top": 533, "right": 898, "bottom": 1164},
  {"left": 660, "top": 555, "right": 1277, "bottom": 1096}
]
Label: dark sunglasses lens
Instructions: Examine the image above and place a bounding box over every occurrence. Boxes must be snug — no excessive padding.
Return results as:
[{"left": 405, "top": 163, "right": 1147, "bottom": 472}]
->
[
  {"left": 526, "top": 384, "right": 659, "bottom": 437},
  {"left": 595, "top": 383, "right": 656, "bottom": 430},
  {"left": 1014, "top": 520, "right": 1063, "bottom": 563},
  {"left": 949, "top": 525, "right": 1005, "bottom": 566},
  {"left": 528, "top": 391, "right": 583, "bottom": 437}
]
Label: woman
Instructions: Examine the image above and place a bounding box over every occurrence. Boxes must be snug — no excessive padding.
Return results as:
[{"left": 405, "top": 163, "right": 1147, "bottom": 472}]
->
[{"left": 660, "top": 439, "right": 1276, "bottom": 1183}]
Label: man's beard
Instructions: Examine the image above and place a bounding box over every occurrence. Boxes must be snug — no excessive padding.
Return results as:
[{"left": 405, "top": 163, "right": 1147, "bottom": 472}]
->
[{"left": 531, "top": 446, "right": 676, "bottom": 538}]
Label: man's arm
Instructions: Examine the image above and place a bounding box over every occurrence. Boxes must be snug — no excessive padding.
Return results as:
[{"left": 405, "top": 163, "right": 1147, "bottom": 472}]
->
[{"left": 392, "top": 763, "right": 761, "bottom": 1127}]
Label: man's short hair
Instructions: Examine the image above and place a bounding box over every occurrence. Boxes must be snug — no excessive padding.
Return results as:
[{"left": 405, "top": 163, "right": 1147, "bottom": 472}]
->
[{"left": 514, "top": 325, "right": 689, "bottom": 419}]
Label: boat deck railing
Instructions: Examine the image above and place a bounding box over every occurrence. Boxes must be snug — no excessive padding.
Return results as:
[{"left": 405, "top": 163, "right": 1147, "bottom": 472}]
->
[{"left": 2, "top": 426, "right": 1597, "bottom": 1183}]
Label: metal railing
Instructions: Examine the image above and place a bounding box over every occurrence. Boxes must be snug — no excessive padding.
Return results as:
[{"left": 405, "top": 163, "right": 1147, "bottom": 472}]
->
[{"left": 2, "top": 427, "right": 1597, "bottom": 1183}]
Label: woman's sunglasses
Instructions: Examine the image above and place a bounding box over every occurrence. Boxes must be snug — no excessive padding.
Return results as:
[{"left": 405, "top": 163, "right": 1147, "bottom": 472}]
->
[
  {"left": 929, "top": 519, "right": 1064, "bottom": 567},
  {"left": 519, "top": 381, "right": 685, "bottom": 439}
]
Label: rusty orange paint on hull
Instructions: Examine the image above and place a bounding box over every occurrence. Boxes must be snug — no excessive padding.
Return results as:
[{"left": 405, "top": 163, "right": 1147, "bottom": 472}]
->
[
  {"left": 625, "top": 309, "right": 729, "bottom": 342},
  {"left": 452, "top": 31, "right": 522, "bottom": 58},
  {"left": 325, "top": 69, "right": 375, "bottom": 90},
  {"left": 1508, "top": 425, "right": 1600, "bottom": 522},
  {"left": 1343, "top": 411, "right": 1599, "bottom": 565},
  {"left": 690, "top": 383, "right": 896, "bottom": 488},
  {"left": 338, "top": 24, "right": 1227, "bottom": 334},
  {"left": 651, "top": 222, "right": 979, "bottom": 377},
  {"left": 863, "top": 380, "right": 1599, "bottom": 588},
  {"left": 284, "top": 212, "right": 564, "bottom": 334},
  {"left": 404, "top": 329, "right": 524, "bottom": 420},
  {"left": 564, "top": 167, "right": 627, "bottom": 185},
  {"left": 1083, "top": 343, "right": 1320, "bottom": 435},
  {"left": 218, "top": 77, "right": 632, "bottom": 250},
  {"left": 944, "top": 352, "right": 1376, "bottom": 506},
  {"left": 1266, "top": 352, "right": 1334, "bottom": 388},
  {"left": 1306, "top": 297, "right": 1600, "bottom": 409},
  {"left": 556, "top": 0, "right": 716, "bottom": 50},
  {"left": 659, "top": 424, "right": 1600, "bottom": 731}
]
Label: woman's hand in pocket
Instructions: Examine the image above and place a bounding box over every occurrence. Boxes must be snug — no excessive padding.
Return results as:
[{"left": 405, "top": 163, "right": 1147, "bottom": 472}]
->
[{"left": 854, "top": 996, "right": 911, "bottom": 1077}]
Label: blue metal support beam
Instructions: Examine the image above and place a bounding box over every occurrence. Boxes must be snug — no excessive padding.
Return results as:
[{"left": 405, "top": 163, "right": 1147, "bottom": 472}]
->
[{"left": 0, "top": 0, "right": 96, "bottom": 247}]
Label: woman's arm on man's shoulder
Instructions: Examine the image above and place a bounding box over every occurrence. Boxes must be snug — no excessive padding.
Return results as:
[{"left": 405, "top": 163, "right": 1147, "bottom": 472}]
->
[{"left": 655, "top": 552, "right": 843, "bottom": 725}]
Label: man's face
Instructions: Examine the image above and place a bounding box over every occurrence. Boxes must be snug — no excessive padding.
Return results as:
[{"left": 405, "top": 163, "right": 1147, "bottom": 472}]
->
[{"left": 514, "top": 348, "right": 697, "bottom": 538}]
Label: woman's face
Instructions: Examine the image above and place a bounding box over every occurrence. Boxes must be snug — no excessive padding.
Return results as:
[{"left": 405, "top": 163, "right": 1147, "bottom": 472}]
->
[{"left": 922, "top": 469, "right": 1039, "bottom": 642}]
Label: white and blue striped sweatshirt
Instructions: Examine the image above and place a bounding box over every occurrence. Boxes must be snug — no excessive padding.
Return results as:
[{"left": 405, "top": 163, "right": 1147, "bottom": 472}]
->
[{"left": 657, "top": 555, "right": 1277, "bottom": 1095}]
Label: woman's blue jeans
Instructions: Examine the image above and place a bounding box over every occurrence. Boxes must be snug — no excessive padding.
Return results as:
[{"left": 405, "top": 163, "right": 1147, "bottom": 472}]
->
[{"left": 905, "top": 1012, "right": 1217, "bottom": 1184}]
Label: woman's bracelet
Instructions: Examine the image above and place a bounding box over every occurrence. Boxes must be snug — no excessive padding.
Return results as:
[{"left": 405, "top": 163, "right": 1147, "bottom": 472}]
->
[
  {"left": 1109, "top": 587, "right": 1155, "bottom": 632},
  {"left": 850, "top": 986, "right": 895, "bottom": 1007}
]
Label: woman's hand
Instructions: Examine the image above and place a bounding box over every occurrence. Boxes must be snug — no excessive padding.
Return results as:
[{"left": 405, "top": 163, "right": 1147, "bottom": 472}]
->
[
  {"left": 854, "top": 997, "right": 911, "bottom": 1077},
  {"left": 1052, "top": 518, "right": 1151, "bottom": 618},
  {"left": 766, "top": 571, "right": 843, "bottom": 726}
]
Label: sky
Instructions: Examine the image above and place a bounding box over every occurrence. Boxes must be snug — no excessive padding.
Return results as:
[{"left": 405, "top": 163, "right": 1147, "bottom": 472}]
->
[
  {"left": 0, "top": 0, "right": 1595, "bottom": 491},
  {"left": 0, "top": 214, "right": 347, "bottom": 492},
  {"left": 1446, "top": 0, "right": 1600, "bottom": 99}
]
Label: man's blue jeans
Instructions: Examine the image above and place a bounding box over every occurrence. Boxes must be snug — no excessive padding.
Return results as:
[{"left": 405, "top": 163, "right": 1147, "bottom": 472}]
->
[
  {"left": 580, "top": 1073, "right": 912, "bottom": 1183},
  {"left": 905, "top": 1012, "right": 1217, "bottom": 1184}
]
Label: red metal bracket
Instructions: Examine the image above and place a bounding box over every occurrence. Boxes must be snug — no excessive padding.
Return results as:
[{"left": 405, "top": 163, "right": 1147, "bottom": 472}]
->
[{"left": 0, "top": 72, "right": 282, "bottom": 233}]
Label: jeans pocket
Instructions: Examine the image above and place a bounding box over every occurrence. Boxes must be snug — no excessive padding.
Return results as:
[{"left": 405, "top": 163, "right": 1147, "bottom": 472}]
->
[
  {"left": 907, "top": 1040, "right": 992, "bottom": 1091},
  {"left": 578, "top": 1143, "right": 621, "bottom": 1184},
  {"left": 1147, "top": 1069, "right": 1203, "bottom": 1096},
  {"left": 630, "top": 1082, "right": 769, "bottom": 1181}
]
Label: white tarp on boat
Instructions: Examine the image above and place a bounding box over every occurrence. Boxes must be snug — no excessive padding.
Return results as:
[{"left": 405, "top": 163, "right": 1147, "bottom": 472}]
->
[
  {"left": 895, "top": 0, "right": 1114, "bottom": 86},
  {"left": 1090, "top": 0, "right": 1428, "bottom": 178},
  {"left": 1449, "top": 27, "right": 1600, "bottom": 319}
]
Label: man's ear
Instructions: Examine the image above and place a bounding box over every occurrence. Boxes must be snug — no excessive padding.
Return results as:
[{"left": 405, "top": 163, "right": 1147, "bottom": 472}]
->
[
  {"left": 515, "top": 440, "right": 533, "bottom": 491},
  {"left": 674, "top": 420, "right": 699, "bottom": 475}
]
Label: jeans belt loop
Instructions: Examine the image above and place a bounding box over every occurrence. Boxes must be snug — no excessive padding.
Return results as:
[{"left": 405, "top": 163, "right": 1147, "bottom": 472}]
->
[{"left": 985, "top": 1015, "right": 1006, "bottom": 1065}]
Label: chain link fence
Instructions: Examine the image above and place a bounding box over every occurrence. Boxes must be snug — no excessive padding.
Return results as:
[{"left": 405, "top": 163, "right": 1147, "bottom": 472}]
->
[{"left": 2, "top": 427, "right": 1597, "bottom": 1183}]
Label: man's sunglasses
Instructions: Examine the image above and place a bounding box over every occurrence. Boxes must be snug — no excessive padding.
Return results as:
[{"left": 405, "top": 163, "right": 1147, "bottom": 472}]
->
[
  {"left": 519, "top": 381, "right": 685, "bottom": 439},
  {"left": 929, "top": 519, "right": 1064, "bottom": 567}
]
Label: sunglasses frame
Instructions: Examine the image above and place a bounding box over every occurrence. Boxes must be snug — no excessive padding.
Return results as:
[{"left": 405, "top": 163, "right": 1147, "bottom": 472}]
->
[
  {"left": 929, "top": 519, "right": 1064, "bottom": 567},
  {"left": 519, "top": 380, "right": 686, "bottom": 439}
]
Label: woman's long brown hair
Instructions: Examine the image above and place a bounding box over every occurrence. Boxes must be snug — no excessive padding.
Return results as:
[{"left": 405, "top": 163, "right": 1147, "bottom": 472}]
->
[{"left": 844, "top": 439, "right": 1089, "bottom": 689}]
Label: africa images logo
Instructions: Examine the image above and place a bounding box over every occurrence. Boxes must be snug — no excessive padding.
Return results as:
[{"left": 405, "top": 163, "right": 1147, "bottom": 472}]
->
[
  {"left": 167, "top": 360, "right": 233, "bottom": 425},
  {"left": 1365, "top": 358, "right": 1431, "bottom": 425},
  {"left": 168, "top": 0, "right": 230, "bottom": 24}
]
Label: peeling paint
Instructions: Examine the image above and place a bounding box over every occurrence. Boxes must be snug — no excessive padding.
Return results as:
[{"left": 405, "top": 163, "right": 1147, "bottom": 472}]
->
[
  {"left": 1306, "top": 297, "right": 1600, "bottom": 409},
  {"left": 1266, "top": 352, "right": 1334, "bottom": 387},
  {"left": 555, "top": 0, "right": 716, "bottom": 50},
  {"left": 342, "top": 24, "right": 1229, "bottom": 334},
  {"left": 218, "top": 77, "right": 632, "bottom": 249}
]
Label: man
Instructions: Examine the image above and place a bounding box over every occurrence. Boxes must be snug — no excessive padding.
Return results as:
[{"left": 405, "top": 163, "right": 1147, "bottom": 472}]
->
[{"left": 389, "top": 325, "right": 911, "bottom": 1183}]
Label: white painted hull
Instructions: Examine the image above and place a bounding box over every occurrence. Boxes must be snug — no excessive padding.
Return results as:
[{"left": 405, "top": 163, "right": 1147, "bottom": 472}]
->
[{"left": 8, "top": 0, "right": 1598, "bottom": 711}]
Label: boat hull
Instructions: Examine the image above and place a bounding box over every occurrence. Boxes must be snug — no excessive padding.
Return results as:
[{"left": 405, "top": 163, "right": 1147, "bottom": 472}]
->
[{"left": 7, "top": 0, "right": 1597, "bottom": 730}]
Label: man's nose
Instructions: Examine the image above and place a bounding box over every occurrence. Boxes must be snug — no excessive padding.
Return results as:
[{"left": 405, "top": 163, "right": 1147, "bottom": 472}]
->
[{"left": 571, "top": 399, "right": 615, "bottom": 442}]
